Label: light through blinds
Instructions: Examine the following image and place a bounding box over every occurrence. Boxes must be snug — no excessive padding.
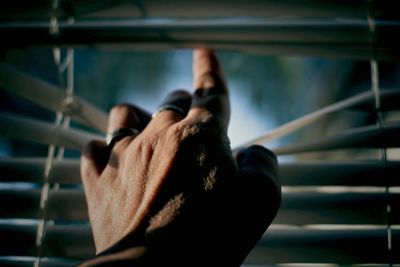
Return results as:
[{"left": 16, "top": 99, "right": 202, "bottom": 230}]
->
[{"left": 0, "top": 1, "right": 399, "bottom": 266}]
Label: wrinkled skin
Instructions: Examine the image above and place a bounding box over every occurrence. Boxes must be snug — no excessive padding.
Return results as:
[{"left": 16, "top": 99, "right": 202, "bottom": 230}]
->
[{"left": 80, "top": 49, "right": 281, "bottom": 266}]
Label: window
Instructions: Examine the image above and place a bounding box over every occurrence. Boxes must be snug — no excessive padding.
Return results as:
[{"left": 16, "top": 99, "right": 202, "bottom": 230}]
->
[{"left": 0, "top": 1, "right": 399, "bottom": 266}]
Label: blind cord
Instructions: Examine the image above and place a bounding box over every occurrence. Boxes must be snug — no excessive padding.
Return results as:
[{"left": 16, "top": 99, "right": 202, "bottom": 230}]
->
[
  {"left": 367, "top": 0, "right": 392, "bottom": 264},
  {"left": 34, "top": 2, "right": 75, "bottom": 265}
]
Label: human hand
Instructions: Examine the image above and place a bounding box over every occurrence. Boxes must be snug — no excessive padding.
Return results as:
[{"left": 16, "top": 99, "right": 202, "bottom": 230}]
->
[{"left": 80, "top": 48, "right": 281, "bottom": 266}]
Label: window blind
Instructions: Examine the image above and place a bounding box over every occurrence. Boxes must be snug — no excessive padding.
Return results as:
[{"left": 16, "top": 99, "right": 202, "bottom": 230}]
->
[
  {"left": 0, "top": 1, "right": 399, "bottom": 266},
  {"left": 1, "top": 17, "right": 399, "bottom": 60}
]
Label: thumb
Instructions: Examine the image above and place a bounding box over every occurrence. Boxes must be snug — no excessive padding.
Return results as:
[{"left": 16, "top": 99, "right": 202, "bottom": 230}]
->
[
  {"left": 229, "top": 145, "right": 281, "bottom": 263},
  {"left": 235, "top": 145, "right": 281, "bottom": 227},
  {"left": 236, "top": 145, "right": 279, "bottom": 188}
]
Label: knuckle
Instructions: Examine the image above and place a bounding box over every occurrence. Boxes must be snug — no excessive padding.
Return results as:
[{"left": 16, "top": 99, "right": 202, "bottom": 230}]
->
[
  {"left": 167, "top": 89, "right": 191, "bottom": 99},
  {"left": 82, "top": 140, "right": 102, "bottom": 158},
  {"left": 196, "top": 72, "right": 226, "bottom": 92},
  {"left": 171, "top": 122, "right": 202, "bottom": 141},
  {"left": 109, "top": 103, "right": 135, "bottom": 117},
  {"left": 172, "top": 121, "right": 226, "bottom": 145}
]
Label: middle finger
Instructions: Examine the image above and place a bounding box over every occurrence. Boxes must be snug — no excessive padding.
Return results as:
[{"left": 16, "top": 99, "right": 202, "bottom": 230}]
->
[{"left": 188, "top": 48, "right": 230, "bottom": 132}]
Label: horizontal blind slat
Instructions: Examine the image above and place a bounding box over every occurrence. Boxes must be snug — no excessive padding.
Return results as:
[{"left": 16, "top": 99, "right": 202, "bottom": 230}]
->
[
  {"left": 0, "top": 18, "right": 376, "bottom": 43},
  {"left": 0, "top": 256, "right": 77, "bottom": 267},
  {"left": 0, "top": 222, "right": 94, "bottom": 259},
  {"left": 0, "top": 1, "right": 373, "bottom": 19},
  {"left": 0, "top": 113, "right": 103, "bottom": 150},
  {"left": 1, "top": 188, "right": 398, "bottom": 224},
  {"left": 2, "top": 157, "right": 400, "bottom": 186},
  {"left": 280, "top": 161, "right": 400, "bottom": 186},
  {"left": 233, "top": 90, "right": 400, "bottom": 151},
  {"left": 0, "top": 158, "right": 80, "bottom": 184},
  {"left": 274, "top": 122, "right": 400, "bottom": 155},
  {"left": 0, "top": 19, "right": 398, "bottom": 60},
  {"left": 0, "top": 64, "right": 108, "bottom": 132},
  {"left": 245, "top": 228, "right": 399, "bottom": 264},
  {"left": 1, "top": 222, "right": 398, "bottom": 263}
]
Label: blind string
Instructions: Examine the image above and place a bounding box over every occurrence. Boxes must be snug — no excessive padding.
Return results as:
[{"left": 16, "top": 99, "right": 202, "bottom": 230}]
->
[
  {"left": 57, "top": 48, "right": 75, "bottom": 160},
  {"left": 367, "top": 0, "right": 392, "bottom": 263},
  {"left": 34, "top": 1, "right": 75, "bottom": 265},
  {"left": 34, "top": 1, "right": 61, "bottom": 264}
]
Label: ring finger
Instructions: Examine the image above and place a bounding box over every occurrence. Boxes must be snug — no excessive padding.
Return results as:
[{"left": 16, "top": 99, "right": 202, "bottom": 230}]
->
[
  {"left": 147, "top": 89, "right": 192, "bottom": 129},
  {"left": 107, "top": 104, "right": 151, "bottom": 150}
]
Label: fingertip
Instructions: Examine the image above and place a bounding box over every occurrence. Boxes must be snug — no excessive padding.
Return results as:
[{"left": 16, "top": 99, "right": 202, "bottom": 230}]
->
[
  {"left": 193, "top": 48, "right": 220, "bottom": 73},
  {"left": 193, "top": 48, "right": 225, "bottom": 90},
  {"left": 190, "top": 48, "right": 230, "bottom": 131},
  {"left": 194, "top": 48, "right": 217, "bottom": 63},
  {"left": 194, "top": 47, "right": 214, "bottom": 55}
]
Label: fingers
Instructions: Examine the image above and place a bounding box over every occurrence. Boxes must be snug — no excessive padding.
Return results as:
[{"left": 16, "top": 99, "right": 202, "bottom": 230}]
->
[
  {"left": 81, "top": 104, "right": 150, "bottom": 182},
  {"left": 193, "top": 48, "right": 226, "bottom": 92},
  {"left": 188, "top": 48, "right": 230, "bottom": 131},
  {"left": 158, "top": 90, "right": 192, "bottom": 115},
  {"left": 148, "top": 90, "right": 192, "bottom": 127},
  {"left": 151, "top": 49, "right": 230, "bottom": 132},
  {"left": 107, "top": 103, "right": 151, "bottom": 134}
]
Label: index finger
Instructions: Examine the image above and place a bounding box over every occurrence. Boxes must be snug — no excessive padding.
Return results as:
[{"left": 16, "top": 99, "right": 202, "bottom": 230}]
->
[{"left": 188, "top": 48, "right": 230, "bottom": 131}]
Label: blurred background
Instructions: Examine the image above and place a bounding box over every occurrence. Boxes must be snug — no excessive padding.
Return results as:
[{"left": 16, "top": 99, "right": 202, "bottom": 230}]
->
[
  {"left": 2, "top": 48, "right": 399, "bottom": 158},
  {"left": 1, "top": 1, "right": 400, "bottom": 266}
]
